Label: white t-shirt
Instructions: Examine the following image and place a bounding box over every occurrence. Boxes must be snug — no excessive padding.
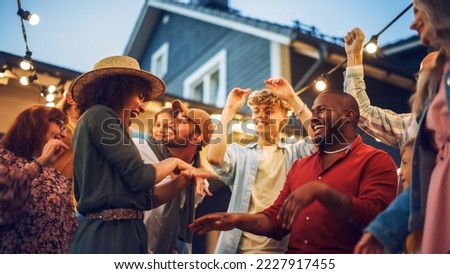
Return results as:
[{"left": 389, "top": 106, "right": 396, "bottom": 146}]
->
[{"left": 131, "top": 137, "right": 208, "bottom": 253}]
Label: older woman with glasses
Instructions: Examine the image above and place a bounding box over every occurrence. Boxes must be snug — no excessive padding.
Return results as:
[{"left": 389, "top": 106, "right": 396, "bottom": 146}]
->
[{"left": 0, "top": 105, "right": 77, "bottom": 253}]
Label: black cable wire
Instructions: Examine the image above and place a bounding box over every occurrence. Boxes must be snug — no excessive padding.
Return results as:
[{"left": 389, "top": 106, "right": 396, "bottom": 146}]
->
[
  {"left": 19, "top": 16, "right": 30, "bottom": 52},
  {"left": 374, "top": 3, "right": 413, "bottom": 39},
  {"left": 16, "top": 0, "right": 46, "bottom": 94},
  {"left": 17, "top": 0, "right": 30, "bottom": 52},
  {"left": 295, "top": 2, "right": 413, "bottom": 95}
]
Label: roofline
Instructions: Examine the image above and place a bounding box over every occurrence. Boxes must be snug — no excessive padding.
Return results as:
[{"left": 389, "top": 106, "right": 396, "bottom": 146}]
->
[
  {"left": 124, "top": 1, "right": 159, "bottom": 58},
  {"left": 123, "top": 1, "right": 416, "bottom": 91},
  {"left": 382, "top": 39, "right": 423, "bottom": 55},
  {"left": 147, "top": 1, "right": 293, "bottom": 45},
  {"left": 326, "top": 53, "right": 415, "bottom": 90},
  {"left": 0, "top": 51, "right": 81, "bottom": 79}
]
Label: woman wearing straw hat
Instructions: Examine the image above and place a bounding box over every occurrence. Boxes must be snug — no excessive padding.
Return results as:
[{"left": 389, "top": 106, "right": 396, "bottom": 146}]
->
[{"left": 68, "top": 55, "right": 215, "bottom": 254}]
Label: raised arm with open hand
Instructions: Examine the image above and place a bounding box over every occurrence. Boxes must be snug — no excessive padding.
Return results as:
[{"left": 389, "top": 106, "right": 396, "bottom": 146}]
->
[
  {"left": 264, "top": 77, "right": 313, "bottom": 136},
  {"left": 206, "top": 88, "right": 251, "bottom": 166},
  {"left": 225, "top": 88, "right": 252, "bottom": 114}
]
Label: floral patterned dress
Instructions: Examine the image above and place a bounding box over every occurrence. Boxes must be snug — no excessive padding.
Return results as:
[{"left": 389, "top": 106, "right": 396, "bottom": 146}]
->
[{"left": 0, "top": 148, "right": 78, "bottom": 253}]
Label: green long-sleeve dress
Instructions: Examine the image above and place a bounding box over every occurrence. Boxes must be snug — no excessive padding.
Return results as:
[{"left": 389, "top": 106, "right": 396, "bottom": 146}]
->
[{"left": 69, "top": 105, "right": 156, "bottom": 253}]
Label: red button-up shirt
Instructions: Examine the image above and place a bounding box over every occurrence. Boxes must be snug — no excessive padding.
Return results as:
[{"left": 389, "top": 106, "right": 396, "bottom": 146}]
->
[{"left": 262, "top": 135, "right": 398, "bottom": 253}]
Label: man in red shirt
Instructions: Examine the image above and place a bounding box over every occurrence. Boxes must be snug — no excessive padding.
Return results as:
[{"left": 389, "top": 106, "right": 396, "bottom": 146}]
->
[{"left": 190, "top": 90, "right": 398, "bottom": 253}]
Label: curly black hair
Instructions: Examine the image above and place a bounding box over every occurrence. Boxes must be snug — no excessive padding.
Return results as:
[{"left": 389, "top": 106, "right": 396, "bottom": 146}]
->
[{"left": 75, "top": 75, "right": 150, "bottom": 115}]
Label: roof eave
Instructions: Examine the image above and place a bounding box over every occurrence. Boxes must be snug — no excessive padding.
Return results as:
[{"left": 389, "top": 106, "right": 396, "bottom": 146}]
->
[
  {"left": 146, "top": 1, "right": 294, "bottom": 45},
  {"left": 124, "top": 4, "right": 161, "bottom": 58}
]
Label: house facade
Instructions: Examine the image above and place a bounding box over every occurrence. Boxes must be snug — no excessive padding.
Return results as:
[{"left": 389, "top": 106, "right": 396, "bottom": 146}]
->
[{"left": 125, "top": 0, "right": 427, "bottom": 147}]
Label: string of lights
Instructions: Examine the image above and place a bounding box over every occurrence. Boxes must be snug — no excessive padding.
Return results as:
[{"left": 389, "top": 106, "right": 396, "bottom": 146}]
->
[
  {"left": 11, "top": 1, "right": 413, "bottom": 103},
  {"left": 17, "top": 0, "right": 38, "bottom": 82},
  {"left": 295, "top": 2, "right": 413, "bottom": 96},
  {"left": 14, "top": 0, "right": 61, "bottom": 106}
]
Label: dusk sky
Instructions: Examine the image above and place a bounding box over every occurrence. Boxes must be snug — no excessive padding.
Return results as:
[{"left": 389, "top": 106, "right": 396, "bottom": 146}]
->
[{"left": 0, "top": 0, "right": 415, "bottom": 72}]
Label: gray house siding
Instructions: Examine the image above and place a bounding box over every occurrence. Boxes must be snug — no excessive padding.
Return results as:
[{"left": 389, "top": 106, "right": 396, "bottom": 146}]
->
[{"left": 140, "top": 12, "right": 270, "bottom": 111}]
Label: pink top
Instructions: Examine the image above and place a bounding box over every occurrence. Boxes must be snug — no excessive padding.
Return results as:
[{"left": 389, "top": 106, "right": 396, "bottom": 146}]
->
[{"left": 421, "top": 63, "right": 450, "bottom": 254}]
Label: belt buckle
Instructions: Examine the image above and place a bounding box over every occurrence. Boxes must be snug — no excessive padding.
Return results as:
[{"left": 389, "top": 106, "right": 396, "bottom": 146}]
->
[{"left": 100, "top": 210, "right": 115, "bottom": 221}]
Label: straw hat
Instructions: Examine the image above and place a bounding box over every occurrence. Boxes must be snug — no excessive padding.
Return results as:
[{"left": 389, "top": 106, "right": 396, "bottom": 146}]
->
[
  {"left": 172, "top": 99, "right": 214, "bottom": 146},
  {"left": 70, "top": 55, "right": 166, "bottom": 102}
]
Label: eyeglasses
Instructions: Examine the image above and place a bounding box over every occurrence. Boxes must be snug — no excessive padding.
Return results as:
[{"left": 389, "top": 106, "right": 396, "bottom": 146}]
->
[
  {"left": 413, "top": 69, "right": 423, "bottom": 81},
  {"left": 50, "top": 119, "right": 66, "bottom": 132}
]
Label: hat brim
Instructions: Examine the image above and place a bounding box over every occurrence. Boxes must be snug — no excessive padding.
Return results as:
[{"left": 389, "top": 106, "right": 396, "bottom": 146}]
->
[
  {"left": 172, "top": 99, "right": 190, "bottom": 116},
  {"left": 172, "top": 99, "right": 213, "bottom": 146},
  {"left": 70, "top": 67, "right": 166, "bottom": 103}
]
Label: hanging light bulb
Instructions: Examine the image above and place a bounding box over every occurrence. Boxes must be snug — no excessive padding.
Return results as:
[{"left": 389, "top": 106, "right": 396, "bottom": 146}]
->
[
  {"left": 48, "top": 85, "right": 56, "bottom": 93},
  {"left": 28, "top": 13, "right": 40, "bottom": 25},
  {"left": 45, "top": 93, "right": 55, "bottom": 103},
  {"left": 21, "top": 73, "right": 38, "bottom": 86},
  {"left": 17, "top": 8, "right": 40, "bottom": 25},
  {"left": 20, "top": 51, "right": 33, "bottom": 71},
  {"left": 297, "top": 3, "right": 413, "bottom": 96},
  {"left": 314, "top": 76, "right": 327, "bottom": 92},
  {"left": 46, "top": 102, "right": 55, "bottom": 107},
  {"left": 20, "top": 60, "right": 31, "bottom": 71},
  {"left": 20, "top": 75, "right": 29, "bottom": 85},
  {"left": 365, "top": 35, "right": 379, "bottom": 54}
]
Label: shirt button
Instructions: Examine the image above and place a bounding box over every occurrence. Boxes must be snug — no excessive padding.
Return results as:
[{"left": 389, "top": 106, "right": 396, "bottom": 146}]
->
[
  {"left": 318, "top": 176, "right": 322, "bottom": 180},
  {"left": 305, "top": 216, "right": 310, "bottom": 221},
  {"left": 304, "top": 240, "right": 308, "bottom": 244}
]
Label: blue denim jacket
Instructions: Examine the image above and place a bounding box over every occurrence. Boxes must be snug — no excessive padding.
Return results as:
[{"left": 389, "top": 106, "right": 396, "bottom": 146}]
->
[
  {"left": 211, "top": 138, "right": 316, "bottom": 254},
  {"left": 365, "top": 70, "right": 450, "bottom": 253}
]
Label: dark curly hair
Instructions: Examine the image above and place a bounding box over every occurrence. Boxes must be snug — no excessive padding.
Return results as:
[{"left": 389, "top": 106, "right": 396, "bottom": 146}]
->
[{"left": 75, "top": 75, "right": 149, "bottom": 115}]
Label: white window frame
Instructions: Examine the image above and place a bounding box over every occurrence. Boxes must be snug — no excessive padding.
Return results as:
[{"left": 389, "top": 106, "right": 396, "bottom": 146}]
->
[
  {"left": 183, "top": 49, "right": 227, "bottom": 107},
  {"left": 151, "top": 42, "right": 169, "bottom": 78}
]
